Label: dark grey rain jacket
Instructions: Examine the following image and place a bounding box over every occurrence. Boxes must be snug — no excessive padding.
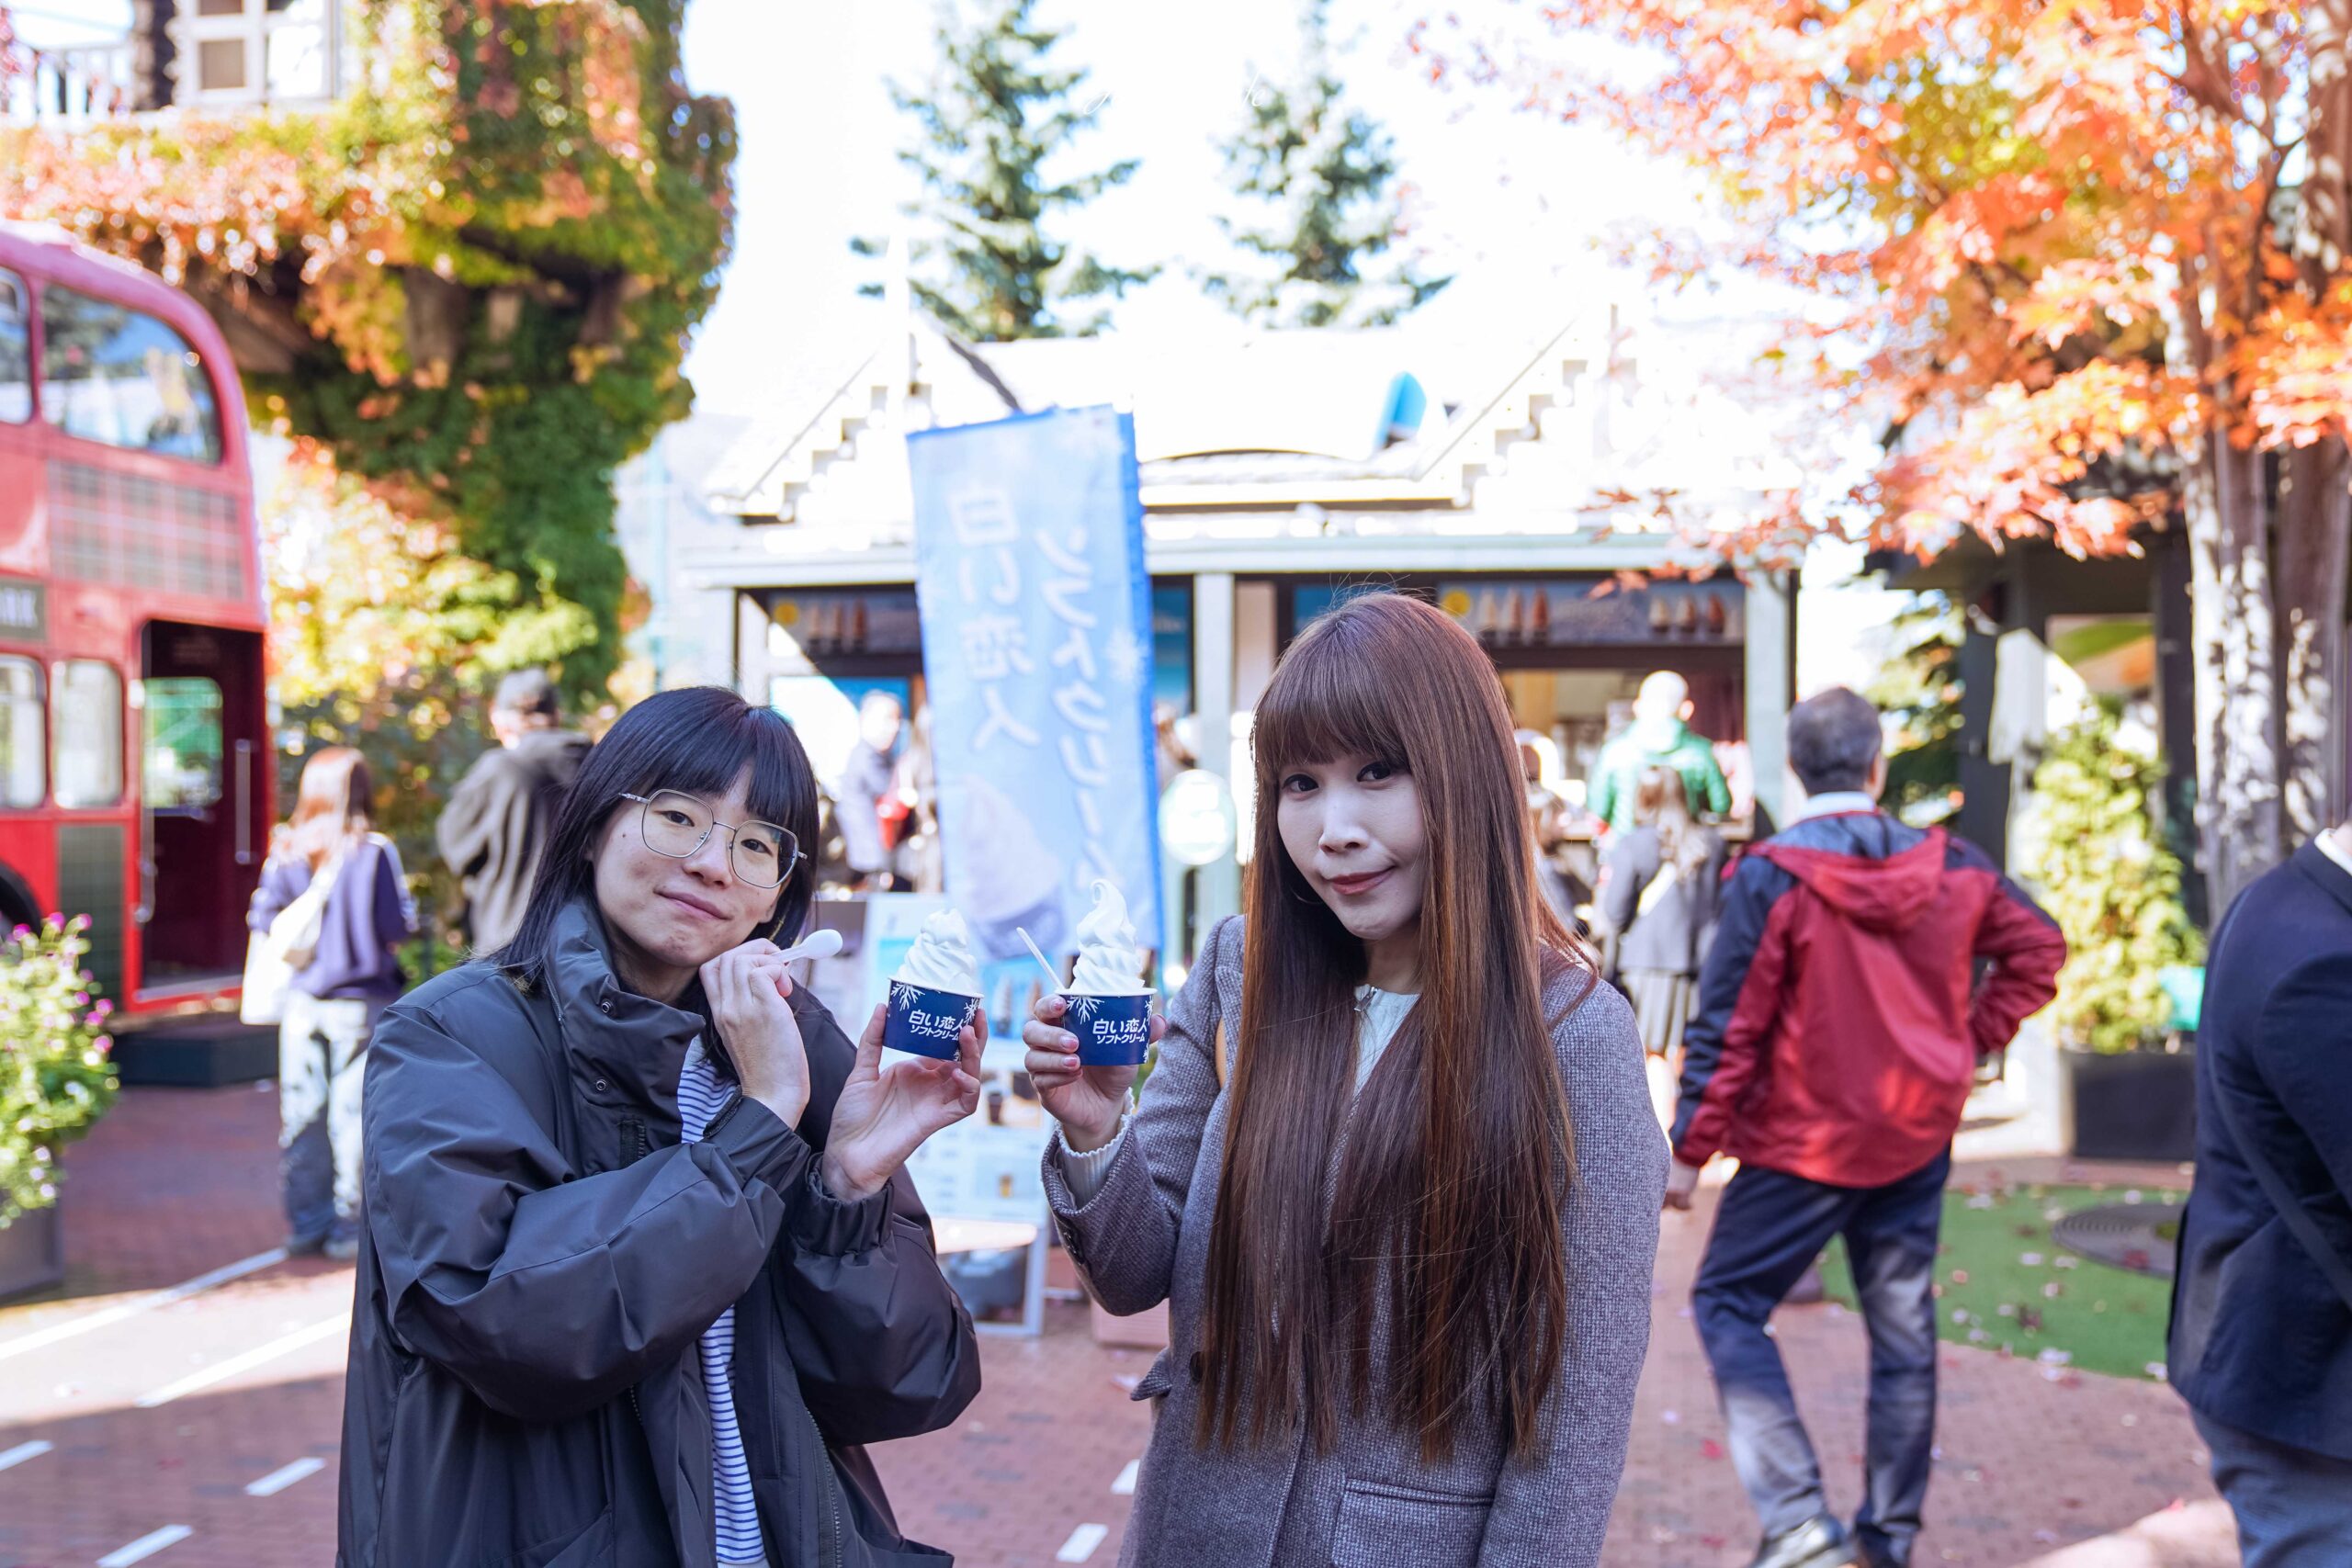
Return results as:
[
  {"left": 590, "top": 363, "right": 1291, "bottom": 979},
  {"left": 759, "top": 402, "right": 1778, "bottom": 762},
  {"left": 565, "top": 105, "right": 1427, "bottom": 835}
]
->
[{"left": 337, "top": 899, "right": 979, "bottom": 1567}]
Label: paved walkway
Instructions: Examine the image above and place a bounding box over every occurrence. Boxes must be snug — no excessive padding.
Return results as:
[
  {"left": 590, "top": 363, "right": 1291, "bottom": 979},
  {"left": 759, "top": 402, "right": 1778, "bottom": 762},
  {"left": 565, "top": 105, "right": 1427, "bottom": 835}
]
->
[{"left": 0, "top": 1088, "right": 2233, "bottom": 1567}]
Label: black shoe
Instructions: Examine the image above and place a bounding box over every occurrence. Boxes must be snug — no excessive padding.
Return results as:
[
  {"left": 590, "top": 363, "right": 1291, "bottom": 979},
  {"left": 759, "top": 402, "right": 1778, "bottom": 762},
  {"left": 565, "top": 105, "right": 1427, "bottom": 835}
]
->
[
  {"left": 1747, "top": 1514, "right": 1854, "bottom": 1568},
  {"left": 1853, "top": 1529, "right": 1908, "bottom": 1568},
  {"left": 283, "top": 1231, "right": 329, "bottom": 1257}
]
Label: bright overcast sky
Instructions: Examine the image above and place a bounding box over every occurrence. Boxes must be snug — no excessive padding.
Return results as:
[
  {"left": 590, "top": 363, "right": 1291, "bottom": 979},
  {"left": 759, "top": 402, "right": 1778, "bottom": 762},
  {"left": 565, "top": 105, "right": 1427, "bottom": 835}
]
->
[
  {"left": 667, "top": 0, "right": 1729, "bottom": 412},
  {"left": 14, "top": 0, "right": 1894, "bottom": 679},
  {"left": 14, "top": 0, "right": 1727, "bottom": 413}
]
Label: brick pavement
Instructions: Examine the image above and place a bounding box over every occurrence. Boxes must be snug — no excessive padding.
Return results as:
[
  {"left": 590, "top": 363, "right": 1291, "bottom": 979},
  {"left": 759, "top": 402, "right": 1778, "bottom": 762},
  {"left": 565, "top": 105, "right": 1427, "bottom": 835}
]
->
[{"left": 0, "top": 1089, "right": 2233, "bottom": 1568}]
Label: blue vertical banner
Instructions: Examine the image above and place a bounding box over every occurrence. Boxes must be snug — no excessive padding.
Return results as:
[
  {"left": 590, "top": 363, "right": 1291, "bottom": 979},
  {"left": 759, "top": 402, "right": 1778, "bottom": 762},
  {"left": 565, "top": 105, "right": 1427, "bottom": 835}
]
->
[{"left": 908, "top": 407, "right": 1162, "bottom": 968}]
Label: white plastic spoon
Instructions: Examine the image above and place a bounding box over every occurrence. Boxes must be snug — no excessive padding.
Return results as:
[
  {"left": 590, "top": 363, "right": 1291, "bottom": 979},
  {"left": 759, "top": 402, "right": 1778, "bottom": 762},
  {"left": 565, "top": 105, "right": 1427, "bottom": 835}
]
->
[{"left": 774, "top": 927, "right": 843, "bottom": 965}]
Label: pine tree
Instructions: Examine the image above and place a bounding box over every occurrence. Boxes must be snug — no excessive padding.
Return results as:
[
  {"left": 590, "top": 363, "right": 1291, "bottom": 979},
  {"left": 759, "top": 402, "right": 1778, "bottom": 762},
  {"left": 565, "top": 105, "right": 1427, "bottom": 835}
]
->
[
  {"left": 855, "top": 0, "right": 1152, "bottom": 340},
  {"left": 1202, "top": 0, "right": 1449, "bottom": 329}
]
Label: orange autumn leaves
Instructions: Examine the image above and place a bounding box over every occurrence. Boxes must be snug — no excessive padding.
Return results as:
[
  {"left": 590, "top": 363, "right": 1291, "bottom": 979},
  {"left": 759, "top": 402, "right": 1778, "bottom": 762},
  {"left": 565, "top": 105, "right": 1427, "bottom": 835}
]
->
[{"left": 1423, "top": 0, "right": 2350, "bottom": 561}]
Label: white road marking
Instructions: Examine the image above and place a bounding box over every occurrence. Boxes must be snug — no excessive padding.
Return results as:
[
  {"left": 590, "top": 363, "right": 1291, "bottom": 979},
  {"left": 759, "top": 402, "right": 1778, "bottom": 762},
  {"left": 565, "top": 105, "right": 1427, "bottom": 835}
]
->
[
  {"left": 1056, "top": 1523, "right": 1110, "bottom": 1562},
  {"left": 1111, "top": 1459, "right": 1138, "bottom": 1495},
  {"left": 133, "top": 1314, "right": 347, "bottom": 1409},
  {"left": 243, "top": 1456, "right": 326, "bottom": 1496},
  {"left": 0, "top": 1438, "right": 53, "bottom": 1472},
  {"left": 96, "top": 1525, "right": 193, "bottom": 1565},
  {"left": 0, "top": 1249, "right": 287, "bottom": 1364}
]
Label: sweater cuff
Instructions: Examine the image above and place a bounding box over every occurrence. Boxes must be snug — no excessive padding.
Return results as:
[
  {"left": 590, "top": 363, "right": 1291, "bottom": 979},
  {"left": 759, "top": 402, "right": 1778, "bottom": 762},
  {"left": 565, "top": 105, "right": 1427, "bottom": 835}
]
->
[{"left": 1054, "top": 1115, "right": 1129, "bottom": 1207}]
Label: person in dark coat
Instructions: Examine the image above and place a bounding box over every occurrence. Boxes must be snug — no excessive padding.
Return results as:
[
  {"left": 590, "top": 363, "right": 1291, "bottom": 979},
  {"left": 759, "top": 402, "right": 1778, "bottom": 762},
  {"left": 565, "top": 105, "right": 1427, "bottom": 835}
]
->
[
  {"left": 2167, "top": 818, "right": 2352, "bottom": 1565},
  {"left": 437, "top": 668, "right": 594, "bottom": 952},
  {"left": 1669, "top": 688, "right": 2065, "bottom": 1568},
  {"left": 341, "top": 687, "right": 984, "bottom": 1568}
]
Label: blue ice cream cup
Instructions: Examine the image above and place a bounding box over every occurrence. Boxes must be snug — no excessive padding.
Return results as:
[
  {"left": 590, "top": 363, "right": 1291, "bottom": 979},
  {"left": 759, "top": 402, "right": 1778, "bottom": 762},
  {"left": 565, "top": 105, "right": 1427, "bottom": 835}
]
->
[
  {"left": 885, "top": 981, "right": 978, "bottom": 1061},
  {"left": 1059, "top": 990, "right": 1154, "bottom": 1066}
]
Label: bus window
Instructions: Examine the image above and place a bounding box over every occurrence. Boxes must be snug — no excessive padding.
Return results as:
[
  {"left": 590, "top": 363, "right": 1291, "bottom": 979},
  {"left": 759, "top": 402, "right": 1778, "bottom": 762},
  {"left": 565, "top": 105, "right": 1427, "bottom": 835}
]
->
[
  {"left": 0, "top": 658, "right": 42, "bottom": 807},
  {"left": 140, "top": 676, "right": 225, "bottom": 811},
  {"left": 53, "top": 660, "right": 124, "bottom": 808},
  {"left": 0, "top": 270, "right": 28, "bottom": 424},
  {"left": 37, "top": 285, "right": 223, "bottom": 464}
]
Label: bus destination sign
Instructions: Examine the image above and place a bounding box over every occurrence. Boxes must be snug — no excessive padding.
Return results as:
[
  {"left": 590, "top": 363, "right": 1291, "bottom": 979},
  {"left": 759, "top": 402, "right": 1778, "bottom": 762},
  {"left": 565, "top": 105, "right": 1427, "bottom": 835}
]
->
[{"left": 0, "top": 579, "right": 45, "bottom": 641}]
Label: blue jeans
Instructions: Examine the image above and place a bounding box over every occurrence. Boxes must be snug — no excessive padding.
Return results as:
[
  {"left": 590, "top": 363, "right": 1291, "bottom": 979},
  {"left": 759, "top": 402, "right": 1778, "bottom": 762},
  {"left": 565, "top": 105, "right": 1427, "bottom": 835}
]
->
[
  {"left": 1692, "top": 1151, "right": 1949, "bottom": 1559},
  {"left": 279, "top": 994, "right": 384, "bottom": 1245},
  {"left": 2196, "top": 1409, "right": 2352, "bottom": 1566}
]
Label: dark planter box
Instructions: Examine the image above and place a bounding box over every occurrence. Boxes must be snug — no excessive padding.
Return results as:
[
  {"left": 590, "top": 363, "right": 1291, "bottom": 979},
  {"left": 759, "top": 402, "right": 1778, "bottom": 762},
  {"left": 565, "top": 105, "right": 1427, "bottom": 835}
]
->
[
  {"left": 2065, "top": 1046, "right": 2198, "bottom": 1163},
  {"left": 113, "top": 1019, "right": 278, "bottom": 1088},
  {"left": 0, "top": 1198, "right": 64, "bottom": 1303}
]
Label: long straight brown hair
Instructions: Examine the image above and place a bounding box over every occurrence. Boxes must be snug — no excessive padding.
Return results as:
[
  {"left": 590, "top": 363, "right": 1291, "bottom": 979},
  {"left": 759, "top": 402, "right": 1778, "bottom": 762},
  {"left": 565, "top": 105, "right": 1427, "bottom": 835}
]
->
[
  {"left": 1197, "top": 592, "right": 1592, "bottom": 1464},
  {"left": 287, "top": 747, "right": 374, "bottom": 871}
]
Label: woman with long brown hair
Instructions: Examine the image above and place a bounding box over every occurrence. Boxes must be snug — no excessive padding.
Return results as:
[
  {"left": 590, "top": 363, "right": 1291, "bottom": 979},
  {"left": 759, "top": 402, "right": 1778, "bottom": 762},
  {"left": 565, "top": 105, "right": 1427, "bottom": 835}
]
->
[
  {"left": 1024, "top": 592, "right": 1666, "bottom": 1567},
  {"left": 246, "top": 746, "right": 415, "bottom": 1258}
]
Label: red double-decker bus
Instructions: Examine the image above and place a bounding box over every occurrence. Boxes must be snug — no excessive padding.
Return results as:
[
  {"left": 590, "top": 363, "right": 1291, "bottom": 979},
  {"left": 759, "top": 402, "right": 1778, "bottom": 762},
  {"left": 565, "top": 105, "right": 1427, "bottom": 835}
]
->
[{"left": 0, "top": 223, "right": 269, "bottom": 1018}]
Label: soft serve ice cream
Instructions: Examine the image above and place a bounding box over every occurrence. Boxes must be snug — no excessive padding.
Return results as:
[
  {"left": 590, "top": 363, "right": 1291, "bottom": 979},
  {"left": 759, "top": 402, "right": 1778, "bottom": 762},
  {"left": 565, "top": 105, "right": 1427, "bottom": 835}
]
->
[
  {"left": 1069, "top": 879, "right": 1147, "bottom": 994},
  {"left": 894, "top": 908, "right": 982, "bottom": 997},
  {"left": 885, "top": 908, "right": 982, "bottom": 1059},
  {"left": 1061, "top": 881, "right": 1153, "bottom": 1065}
]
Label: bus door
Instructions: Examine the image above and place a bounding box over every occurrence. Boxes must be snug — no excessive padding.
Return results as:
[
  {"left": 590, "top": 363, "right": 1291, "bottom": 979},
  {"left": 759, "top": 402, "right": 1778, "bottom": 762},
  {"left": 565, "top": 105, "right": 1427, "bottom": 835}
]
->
[{"left": 135, "top": 619, "right": 266, "bottom": 995}]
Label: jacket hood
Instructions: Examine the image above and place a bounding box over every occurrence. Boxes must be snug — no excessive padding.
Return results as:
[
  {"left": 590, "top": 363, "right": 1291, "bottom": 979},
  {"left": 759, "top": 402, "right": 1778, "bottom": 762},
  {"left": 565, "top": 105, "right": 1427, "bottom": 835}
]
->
[
  {"left": 513, "top": 726, "right": 592, "bottom": 784},
  {"left": 548, "top": 898, "right": 708, "bottom": 1109},
  {"left": 1758, "top": 824, "right": 1947, "bottom": 932}
]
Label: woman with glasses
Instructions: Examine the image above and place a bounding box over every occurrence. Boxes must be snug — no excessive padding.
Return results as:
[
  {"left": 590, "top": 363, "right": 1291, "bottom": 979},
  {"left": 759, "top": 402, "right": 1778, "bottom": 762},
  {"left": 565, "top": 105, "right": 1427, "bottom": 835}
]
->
[{"left": 340, "top": 686, "right": 984, "bottom": 1568}]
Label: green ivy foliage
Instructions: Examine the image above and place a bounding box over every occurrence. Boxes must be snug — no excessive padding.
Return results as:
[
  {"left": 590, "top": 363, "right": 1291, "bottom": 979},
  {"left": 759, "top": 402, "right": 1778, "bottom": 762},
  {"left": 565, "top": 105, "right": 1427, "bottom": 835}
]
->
[
  {"left": 0, "top": 917, "right": 119, "bottom": 1229},
  {"left": 2023, "top": 702, "right": 2205, "bottom": 1054},
  {"left": 1, "top": 0, "right": 735, "bottom": 699}
]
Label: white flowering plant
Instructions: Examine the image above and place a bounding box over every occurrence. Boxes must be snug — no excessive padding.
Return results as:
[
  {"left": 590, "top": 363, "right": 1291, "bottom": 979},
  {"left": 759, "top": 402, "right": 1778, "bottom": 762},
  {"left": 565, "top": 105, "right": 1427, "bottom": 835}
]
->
[{"left": 0, "top": 915, "right": 119, "bottom": 1228}]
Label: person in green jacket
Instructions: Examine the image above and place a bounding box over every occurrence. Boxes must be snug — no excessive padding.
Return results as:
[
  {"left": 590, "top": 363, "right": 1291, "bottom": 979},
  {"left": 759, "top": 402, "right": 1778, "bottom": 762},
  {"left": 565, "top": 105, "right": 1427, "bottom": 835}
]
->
[{"left": 1590, "top": 671, "right": 1732, "bottom": 832}]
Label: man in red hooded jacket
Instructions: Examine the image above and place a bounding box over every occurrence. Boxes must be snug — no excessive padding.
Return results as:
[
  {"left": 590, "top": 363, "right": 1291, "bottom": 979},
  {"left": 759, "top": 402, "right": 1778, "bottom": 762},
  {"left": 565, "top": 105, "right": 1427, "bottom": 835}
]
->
[{"left": 1668, "top": 687, "right": 2066, "bottom": 1568}]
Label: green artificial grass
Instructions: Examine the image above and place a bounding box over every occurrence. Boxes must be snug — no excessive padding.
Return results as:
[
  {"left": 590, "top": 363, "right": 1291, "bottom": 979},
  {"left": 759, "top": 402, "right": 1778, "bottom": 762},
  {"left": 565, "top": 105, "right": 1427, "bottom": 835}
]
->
[{"left": 1817, "top": 1179, "right": 2185, "bottom": 1382}]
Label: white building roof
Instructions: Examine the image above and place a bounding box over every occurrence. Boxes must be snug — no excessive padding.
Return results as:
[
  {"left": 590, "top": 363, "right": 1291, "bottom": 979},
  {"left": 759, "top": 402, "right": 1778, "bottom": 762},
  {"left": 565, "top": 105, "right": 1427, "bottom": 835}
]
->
[{"left": 691, "top": 276, "right": 1800, "bottom": 585}]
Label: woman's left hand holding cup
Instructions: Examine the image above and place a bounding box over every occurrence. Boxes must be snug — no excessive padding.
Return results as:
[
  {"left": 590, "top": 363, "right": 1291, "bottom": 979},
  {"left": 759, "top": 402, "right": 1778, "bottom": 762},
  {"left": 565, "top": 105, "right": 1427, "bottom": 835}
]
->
[{"left": 820, "top": 1002, "right": 985, "bottom": 1202}]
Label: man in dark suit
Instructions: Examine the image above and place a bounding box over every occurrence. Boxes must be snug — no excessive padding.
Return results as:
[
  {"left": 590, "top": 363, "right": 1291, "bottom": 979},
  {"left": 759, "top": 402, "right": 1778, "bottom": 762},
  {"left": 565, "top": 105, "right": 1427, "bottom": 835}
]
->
[{"left": 2168, "top": 818, "right": 2352, "bottom": 1564}]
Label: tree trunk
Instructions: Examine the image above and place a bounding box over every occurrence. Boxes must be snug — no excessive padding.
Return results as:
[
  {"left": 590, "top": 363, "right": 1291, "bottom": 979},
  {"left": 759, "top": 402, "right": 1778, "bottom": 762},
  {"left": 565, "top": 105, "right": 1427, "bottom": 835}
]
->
[
  {"left": 2278, "top": 441, "right": 2350, "bottom": 840},
  {"left": 2281, "top": 0, "right": 2352, "bottom": 841},
  {"left": 2186, "top": 435, "right": 2286, "bottom": 915}
]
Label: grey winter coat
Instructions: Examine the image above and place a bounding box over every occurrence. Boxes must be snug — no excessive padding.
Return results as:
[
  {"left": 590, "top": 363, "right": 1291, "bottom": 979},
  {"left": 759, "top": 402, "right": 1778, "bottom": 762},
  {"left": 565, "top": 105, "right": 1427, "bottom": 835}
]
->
[
  {"left": 1043, "top": 916, "right": 1667, "bottom": 1568},
  {"left": 339, "top": 899, "right": 980, "bottom": 1567}
]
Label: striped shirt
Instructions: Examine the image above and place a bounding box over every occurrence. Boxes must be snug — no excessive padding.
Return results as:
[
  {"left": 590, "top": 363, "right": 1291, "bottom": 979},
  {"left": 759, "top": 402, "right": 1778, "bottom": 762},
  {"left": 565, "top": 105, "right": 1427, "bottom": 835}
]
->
[{"left": 678, "top": 1039, "right": 768, "bottom": 1568}]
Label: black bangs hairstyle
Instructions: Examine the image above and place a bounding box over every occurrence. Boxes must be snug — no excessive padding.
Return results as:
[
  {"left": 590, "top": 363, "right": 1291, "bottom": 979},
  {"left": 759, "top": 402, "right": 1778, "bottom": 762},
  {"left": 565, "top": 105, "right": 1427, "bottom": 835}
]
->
[{"left": 489, "top": 685, "right": 822, "bottom": 981}]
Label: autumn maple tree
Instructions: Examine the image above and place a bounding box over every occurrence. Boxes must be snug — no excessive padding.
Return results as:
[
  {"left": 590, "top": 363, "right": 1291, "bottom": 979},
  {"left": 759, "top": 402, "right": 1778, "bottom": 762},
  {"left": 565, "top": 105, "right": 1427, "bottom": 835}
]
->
[
  {"left": 1421, "top": 0, "right": 2352, "bottom": 908},
  {"left": 0, "top": 0, "right": 734, "bottom": 702}
]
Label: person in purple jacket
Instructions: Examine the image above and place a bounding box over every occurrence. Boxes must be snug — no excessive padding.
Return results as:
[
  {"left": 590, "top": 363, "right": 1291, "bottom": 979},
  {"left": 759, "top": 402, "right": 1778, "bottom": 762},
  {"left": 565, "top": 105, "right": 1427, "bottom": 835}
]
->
[{"left": 249, "top": 747, "right": 417, "bottom": 1259}]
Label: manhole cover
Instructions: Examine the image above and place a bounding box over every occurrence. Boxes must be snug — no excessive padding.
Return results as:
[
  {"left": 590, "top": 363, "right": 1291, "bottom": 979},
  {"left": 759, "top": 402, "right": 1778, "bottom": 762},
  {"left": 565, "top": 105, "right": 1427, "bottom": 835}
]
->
[{"left": 2052, "top": 1204, "right": 2179, "bottom": 1280}]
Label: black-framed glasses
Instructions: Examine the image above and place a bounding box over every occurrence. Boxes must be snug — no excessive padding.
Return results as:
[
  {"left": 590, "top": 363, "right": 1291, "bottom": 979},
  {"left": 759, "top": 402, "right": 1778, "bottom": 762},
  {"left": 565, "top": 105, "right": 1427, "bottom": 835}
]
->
[{"left": 619, "top": 790, "right": 802, "bottom": 888}]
